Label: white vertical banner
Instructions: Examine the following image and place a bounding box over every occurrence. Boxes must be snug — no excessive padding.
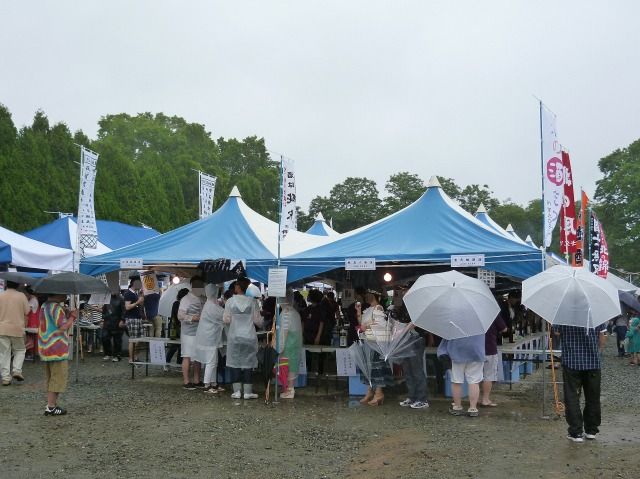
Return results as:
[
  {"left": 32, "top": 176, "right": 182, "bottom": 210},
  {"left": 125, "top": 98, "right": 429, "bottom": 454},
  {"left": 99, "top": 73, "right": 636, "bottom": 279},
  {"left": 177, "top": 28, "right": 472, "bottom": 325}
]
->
[
  {"left": 199, "top": 172, "right": 216, "bottom": 219},
  {"left": 279, "top": 158, "right": 296, "bottom": 241},
  {"left": 77, "top": 146, "right": 99, "bottom": 251},
  {"left": 541, "top": 105, "right": 563, "bottom": 248}
]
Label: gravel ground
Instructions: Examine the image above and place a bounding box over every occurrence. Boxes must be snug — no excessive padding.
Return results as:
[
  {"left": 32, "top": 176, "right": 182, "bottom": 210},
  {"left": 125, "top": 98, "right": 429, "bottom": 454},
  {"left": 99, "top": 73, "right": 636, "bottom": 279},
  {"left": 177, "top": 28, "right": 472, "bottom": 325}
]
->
[{"left": 1, "top": 339, "right": 639, "bottom": 479}]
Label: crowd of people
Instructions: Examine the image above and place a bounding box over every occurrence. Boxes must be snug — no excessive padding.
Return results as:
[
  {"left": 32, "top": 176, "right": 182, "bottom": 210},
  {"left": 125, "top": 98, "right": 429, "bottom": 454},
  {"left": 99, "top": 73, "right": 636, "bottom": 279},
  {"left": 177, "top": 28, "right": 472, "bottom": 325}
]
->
[{"left": 1, "top": 272, "right": 639, "bottom": 441}]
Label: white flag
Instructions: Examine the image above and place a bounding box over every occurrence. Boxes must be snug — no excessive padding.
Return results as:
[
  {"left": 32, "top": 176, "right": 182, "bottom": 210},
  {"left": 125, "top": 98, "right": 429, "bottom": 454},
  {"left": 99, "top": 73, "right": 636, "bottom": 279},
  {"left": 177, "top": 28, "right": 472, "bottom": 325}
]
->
[
  {"left": 280, "top": 158, "right": 296, "bottom": 241},
  {"left": 199, "top": 172, "right": 216, "bottom": 219},
  {"left": 541, "top": 105, "right": 563, "bottom": 248},
  {"left": 77, "top": 146, "right": 99, "bottom": 250}
]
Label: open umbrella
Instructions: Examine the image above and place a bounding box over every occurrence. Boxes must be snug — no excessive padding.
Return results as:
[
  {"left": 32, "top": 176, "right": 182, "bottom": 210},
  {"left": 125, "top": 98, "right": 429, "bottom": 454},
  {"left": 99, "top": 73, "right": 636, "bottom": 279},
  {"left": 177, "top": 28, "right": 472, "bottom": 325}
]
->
[
  {"left": 403, "top": 270, "right": 500, "bottom": 339},
  {"left": 158, "top": 280, "right": 190, "bottom": 317},
  {"left": 0, "top": 271, "right": 35, "bottom": 285},
  {"left": 522, "top": 265, "right": 621, "bottom": 328},
  {"left": 365, "top": 319, "right": 424, "bottom": 362},
  {"left": 619, "top": 290, "right": 640, "bottom": 313},
  {"left": 32, "top": 272, "right": 109, "bottom": 295}
]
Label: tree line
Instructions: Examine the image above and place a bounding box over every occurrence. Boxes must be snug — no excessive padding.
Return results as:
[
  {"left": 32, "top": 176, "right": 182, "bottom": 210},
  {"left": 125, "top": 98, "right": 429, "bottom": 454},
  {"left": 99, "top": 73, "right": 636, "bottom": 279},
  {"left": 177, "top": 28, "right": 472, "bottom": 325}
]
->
[{"left": 0, "top": 103, "right": 636, "bottom": 276}]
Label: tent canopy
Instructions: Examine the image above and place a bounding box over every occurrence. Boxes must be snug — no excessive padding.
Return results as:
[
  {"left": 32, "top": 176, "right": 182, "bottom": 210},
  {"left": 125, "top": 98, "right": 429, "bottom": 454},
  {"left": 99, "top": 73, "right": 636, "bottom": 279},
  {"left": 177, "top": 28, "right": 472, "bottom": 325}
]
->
[
  {"left": 474, "top": 204, "right": 528, "bottom": 246},
  {"left": 24, "top": 217, "right": 160, "bottom": 254},
  {"left": 80, "top": 187, "right": 332, "bottom": 282},
  {"left": 0, "top": 225, "right": 74, "bottom": 271},
  {"left": 305, "top": 213, "right": 340, "bottom": 237},
  {"left": 283, "top": 176, "right": 543, "bottom": 280}
]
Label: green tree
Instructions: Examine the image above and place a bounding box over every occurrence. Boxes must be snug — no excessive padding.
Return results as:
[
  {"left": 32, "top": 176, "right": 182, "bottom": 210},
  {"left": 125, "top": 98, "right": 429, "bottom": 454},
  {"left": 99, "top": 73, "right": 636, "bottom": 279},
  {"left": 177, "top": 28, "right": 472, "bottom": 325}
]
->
[
  {"left": 383, "top": 172, "right": 425, "bottom": 214},
  {"left": 594, "top": 139, "right": 640, "bottom": 272}
]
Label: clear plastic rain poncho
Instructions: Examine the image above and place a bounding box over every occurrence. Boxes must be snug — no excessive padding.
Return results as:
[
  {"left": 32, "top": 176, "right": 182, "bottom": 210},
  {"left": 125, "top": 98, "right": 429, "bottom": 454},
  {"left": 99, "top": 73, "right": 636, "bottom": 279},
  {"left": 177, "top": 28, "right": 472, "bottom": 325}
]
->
[
  {"left": 194, "top": 284, "right": 225, "bottom": 365},
  {"left": 279, "top": 303, "right": 303, "bottom": 375},
  {"left": 223, "top": 294, "right": 262, "bottom": 369}
]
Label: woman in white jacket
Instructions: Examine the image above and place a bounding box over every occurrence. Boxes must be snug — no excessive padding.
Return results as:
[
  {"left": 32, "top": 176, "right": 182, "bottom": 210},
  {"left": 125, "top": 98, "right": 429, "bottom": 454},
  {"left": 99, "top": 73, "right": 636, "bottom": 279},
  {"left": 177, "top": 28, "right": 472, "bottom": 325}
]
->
[
  {"left": 194, "top": 284, "right": 225, "bottom": 394},
  {"left": 223, "top": 277, "right": 263, "bottom": 399}
]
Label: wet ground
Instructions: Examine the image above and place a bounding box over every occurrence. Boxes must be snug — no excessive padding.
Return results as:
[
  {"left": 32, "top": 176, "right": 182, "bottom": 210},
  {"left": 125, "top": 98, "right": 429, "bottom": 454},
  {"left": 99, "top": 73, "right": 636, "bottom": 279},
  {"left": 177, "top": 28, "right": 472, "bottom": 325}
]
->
[{"left": 1, "top": 340, "right": 639, "bottom": 479}]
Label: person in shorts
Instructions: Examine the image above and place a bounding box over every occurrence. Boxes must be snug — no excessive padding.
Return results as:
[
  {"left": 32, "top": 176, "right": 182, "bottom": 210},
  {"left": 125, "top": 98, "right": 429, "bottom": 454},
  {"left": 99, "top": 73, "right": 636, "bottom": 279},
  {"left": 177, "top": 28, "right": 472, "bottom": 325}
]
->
[
  {"left": 438, "top": 334, "right": 486, "bottom": 417},
  {"left": 123, "top": 276, "right": 144, "bottom": 363},
  {"left": 481, "top": 314, "right": 507, "bottom": 407},
  {"left": 38, "top": 294, "right": 77, "bottom": 416}
]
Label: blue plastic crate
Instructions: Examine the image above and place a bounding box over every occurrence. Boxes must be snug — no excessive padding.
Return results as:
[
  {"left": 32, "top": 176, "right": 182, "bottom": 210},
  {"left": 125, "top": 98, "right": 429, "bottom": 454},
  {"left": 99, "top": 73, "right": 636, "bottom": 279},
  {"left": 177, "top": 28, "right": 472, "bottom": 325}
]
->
[
  {"left": 348, "top": 375, "right": 369, "bottom": 396},
  {"left": 499, "top": 361, "right": 520, "bottom": 383}
]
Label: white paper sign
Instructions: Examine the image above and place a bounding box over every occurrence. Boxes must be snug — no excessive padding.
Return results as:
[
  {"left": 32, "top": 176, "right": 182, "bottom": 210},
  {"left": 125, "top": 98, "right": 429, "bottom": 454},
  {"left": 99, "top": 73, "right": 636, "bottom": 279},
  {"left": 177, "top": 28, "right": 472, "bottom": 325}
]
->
[
  {"left": 541, "top": 104, "right": 563, "bottom": 248},
  {"left": 279, "top": 158, "right": 296, "bottom": 240},
  {"left": 268, "top": 268, "right": 288, "bottom": 297},
  {"left": 477, "top": 268, "right": 496, "bottom": 288},
  {"left": 336, "top": 348, "right": 357, "bottom": 376},
  {"left": 77, "top": 146, "right": 99, "bottom": 249},
  {"left": 88, "top": 293, "right": 111, "bottom": 305},
  {"left": 199, "top": 172, "right": 217, "bottom": 219},
  {"left": 345, "top": 258, "right": 376, "bottom": 271},
  {"left": 149, "top": 340, "right": 166, "bottom": 364},
  {"left": 451, "top": 254, "right": 485, "bottom": 267},
  {"left": 120, "top": 258, "right": 144, "bottom": 269}
]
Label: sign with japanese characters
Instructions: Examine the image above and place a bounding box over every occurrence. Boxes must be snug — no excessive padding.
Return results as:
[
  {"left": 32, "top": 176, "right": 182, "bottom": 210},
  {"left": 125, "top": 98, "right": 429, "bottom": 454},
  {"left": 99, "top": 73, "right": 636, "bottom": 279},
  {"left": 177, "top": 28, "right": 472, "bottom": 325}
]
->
[
  {"left": 77, "top": 146, "right": 99, "bottom": 250},
  {"left": 149, "top": 340, "right": 166, "bottom": 364},
  {"left": 279, "top": 158, "right": 296, "bottom": 240},
  {"left": 451, "top": 254, "right": 485, "bottom": 267},
  {"left": 590, "top": 213, "right": 609, "bottom": 278},
  {"left": 120, "top": 258, "right": 144, "bottom": 269},
  {"left": 345, "top": 258, "right": 376, "bottom": 271},
  {"left": 336, "top": 348, "right": 357, "bottom": 376},
  {"left": 268, "top": 267, "right": 288, "bottom": 297},
  {"left": 199, "top": 172, "right": 216, "bottom": 219},
  {"left": 140, "top": 270, "right": 160, "bottom": 295},
  {"left": 477, "top": 268, "right": 495, "bottom": 288},
  {"left": 559, "top": 151, "right": 578, "bottom": 257},
  {"left": 541, "top": 105, "right": 563, "bottom": 248}
]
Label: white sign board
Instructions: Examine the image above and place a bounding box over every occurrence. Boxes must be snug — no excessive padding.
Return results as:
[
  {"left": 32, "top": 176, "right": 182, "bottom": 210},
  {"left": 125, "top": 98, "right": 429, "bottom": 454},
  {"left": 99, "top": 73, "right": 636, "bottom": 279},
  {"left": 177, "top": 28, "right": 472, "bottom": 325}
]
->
[
  {"left": 267, "top": 267, "right": 288, "bottom": 298},
  {"left": 477, "top": 268, "right": 496, "bottom": 288},
  {"left": 279, "top": 159, "right": 297, "bottom": 240},
  {"left": 149, "top": 340, "right": 166, "bottom": 365},
  {"left": 140, "top": 271, "right": 160, "bottom": 295},
  {"left": 345, "top": 258, "right": 376, "bottom": 271},
  {"left": 199, "top": 172, "right": 217, "bottom": 219},
  {"left": 120, "top": 258, "right": 144, "bottom": 269},
  {"left": 450, "top": 254, "right": 485, "bottom": 267},
  {"left": 335, "top": 348, "right": 357, "bottom": 376}
]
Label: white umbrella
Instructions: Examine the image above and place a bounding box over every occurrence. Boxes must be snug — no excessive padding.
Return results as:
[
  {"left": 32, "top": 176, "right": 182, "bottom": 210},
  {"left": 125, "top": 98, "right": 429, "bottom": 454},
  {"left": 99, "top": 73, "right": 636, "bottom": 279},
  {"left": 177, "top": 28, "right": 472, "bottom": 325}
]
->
[
  {"left": 158, "top": 280, "right": 190, "bottom": 317},
  {"left": 403, "top": 270, "right": 500, "bottom": 339},
  {"left": 522, "top": 265, "right": 621, "bottom": 329}
]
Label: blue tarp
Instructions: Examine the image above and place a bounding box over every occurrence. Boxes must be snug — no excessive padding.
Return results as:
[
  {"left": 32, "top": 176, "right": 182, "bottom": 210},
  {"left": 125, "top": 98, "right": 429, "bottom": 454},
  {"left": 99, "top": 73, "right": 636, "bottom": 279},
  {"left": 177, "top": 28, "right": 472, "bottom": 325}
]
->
[
  {"left": 305, "top": 214, "right": 339, "bottom": 237},
  {"left": 24, "top": 217, "right": 159, "bottom": 250},
  {"left": 0, "top": 239, "right": 11, "bottom": 263},
  {"left": 283, "top": 179, "right": 544, "bottom": 280}
]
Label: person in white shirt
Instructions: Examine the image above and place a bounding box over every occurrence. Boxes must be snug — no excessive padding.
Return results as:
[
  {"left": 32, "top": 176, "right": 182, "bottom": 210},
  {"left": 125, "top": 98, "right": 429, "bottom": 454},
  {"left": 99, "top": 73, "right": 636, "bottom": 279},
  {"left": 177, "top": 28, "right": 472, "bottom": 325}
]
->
[{"left": 178, "top": 276, "right": 206, "bottom": 390}]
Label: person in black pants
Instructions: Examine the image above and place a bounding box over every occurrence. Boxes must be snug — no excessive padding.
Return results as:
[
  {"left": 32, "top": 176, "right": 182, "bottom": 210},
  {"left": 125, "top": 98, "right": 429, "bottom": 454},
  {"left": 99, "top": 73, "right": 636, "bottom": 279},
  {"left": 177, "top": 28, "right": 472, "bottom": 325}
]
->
[
  {"left": 165, "top": 288, "right": 189, "bottom": 365},
  {"left": 102, "top": 293, "right": 124, "bottom": 362}
]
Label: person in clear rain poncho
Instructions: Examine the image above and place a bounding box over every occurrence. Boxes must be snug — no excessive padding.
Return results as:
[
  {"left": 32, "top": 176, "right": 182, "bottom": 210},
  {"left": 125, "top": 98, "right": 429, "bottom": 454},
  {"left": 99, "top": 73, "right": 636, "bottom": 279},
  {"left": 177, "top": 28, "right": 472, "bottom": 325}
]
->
[
  {"left": 277, "top": 289, "right": 303, "bottom": 399},
  {"left": 194, "top": 284, "right": 225, "bottom": 394},
  {"left": 223, "top": 277, "right": 263, "bottom": 400}
]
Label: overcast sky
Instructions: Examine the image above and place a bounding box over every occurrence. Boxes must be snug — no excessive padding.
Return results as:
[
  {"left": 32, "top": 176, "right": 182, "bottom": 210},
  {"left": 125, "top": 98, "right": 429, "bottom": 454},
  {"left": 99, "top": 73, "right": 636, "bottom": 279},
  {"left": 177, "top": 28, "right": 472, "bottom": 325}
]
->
[{"left": 1, "top": 1, "right": 638, "bottom": 211}]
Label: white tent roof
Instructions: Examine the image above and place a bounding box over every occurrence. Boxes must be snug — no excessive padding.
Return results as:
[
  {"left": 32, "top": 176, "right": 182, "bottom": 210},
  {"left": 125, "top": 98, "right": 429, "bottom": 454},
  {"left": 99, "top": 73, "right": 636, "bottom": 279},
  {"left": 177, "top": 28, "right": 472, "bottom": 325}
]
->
[{"left": 0, "top": 225, "right": 74, "bottom": 271}]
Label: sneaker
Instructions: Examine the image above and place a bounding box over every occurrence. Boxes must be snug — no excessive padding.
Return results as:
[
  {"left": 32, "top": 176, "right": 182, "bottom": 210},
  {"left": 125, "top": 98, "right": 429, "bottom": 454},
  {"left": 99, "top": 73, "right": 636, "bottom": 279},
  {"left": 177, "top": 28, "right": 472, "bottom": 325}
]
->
[
  {"left": 2, "top": 379, "right": 10, "bottom": 386},
  {"left": 280, "top": 389, "right": 295, "bottom": 399},
  {"left": 399, "top": 398, "right": 414, "bottom": 407},
  {"left": 584, "top": 433, "right": 597, "bottom": 440},
  {"left": 204, "top": 387, "right": 218, "bottom": 394},
  {"left": 112, "top": 357, "right": 119, "bottom": 362},
  {"left": 410, "top": 401, "right": 430, "bottom": 409},
  {"left": 230, "top": 391, "right": 242, "bottom": 399},
  {"left": 103, "top": 356, "right": 111, "bottom": 361},
  {"left": 12, "top": 373, "right": 24, "bottom": 382},
  {"left": 194, "top": 382, "right": 206, "bottom": 389},
  {"left": 448, "top": 406, "right": 465, "bottom": 416},
  {"left": 183, "top": 383, "right": 197, "bottom": 390},
  {"left": 467, "top": 408, "right": 479, "bottom": 417},
  {"left": 243, "top": 393, "right": 258, "bottom": 400},
  {"left": 567, "top": 434, "right": 584, "bottom": 443},
  {"left": 216, "top": 385, "right": 225, "bottom": 392},
  {"left": 44, "top": 406, "right": 67, "bottom": 416}
]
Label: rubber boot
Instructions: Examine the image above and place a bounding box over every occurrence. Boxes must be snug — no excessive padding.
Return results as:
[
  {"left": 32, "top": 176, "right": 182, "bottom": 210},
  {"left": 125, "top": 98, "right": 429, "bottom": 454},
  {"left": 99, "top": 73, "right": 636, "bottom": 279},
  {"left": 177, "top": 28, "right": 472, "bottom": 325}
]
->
[
  {"left": 243, "top": 384, "right": 257, "bottom": 399},
  {"left": 231, "top": 383, "right": 242, "bottom": 399}
]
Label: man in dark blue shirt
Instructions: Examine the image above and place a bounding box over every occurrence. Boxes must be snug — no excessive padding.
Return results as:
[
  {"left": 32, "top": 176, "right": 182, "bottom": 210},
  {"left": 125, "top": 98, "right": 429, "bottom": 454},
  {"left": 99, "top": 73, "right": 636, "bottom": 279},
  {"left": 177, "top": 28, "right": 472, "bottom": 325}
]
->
[{"left": 555, "top": 324, "right": 607, "bottom": 442}]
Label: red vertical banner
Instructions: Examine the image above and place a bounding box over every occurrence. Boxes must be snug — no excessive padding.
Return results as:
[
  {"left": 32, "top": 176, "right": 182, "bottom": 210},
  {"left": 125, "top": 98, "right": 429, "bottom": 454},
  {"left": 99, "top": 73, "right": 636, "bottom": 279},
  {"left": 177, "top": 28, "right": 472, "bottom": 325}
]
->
[
  {"left": 559, "top": 151, "right": 577, "bottom": 256},
  {"left": 598, "top": 221, "right": 609, "bottom": 278},
  {"left": 573, "top": 190, "right": 589, "bottom": 267}
]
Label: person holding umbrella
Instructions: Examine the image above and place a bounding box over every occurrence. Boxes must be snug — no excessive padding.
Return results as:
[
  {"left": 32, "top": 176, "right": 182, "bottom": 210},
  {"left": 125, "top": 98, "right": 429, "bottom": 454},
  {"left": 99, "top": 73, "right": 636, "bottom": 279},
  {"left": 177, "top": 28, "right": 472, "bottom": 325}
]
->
[{"left": 38, "top": 294, "right": 77, "bottom": 415}]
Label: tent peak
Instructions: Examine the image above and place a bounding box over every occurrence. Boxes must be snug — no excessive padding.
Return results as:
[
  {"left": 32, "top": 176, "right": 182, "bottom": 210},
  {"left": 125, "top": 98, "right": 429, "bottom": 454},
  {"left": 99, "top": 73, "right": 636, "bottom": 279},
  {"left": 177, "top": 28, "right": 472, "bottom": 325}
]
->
[
  {"left": 427, "top": 176, "right": 441, "bottom": 188},
  {"left": 229, "top": 186, "right": 241, "bottom": 197},
  {"left": 315, "top": 212, "right": 326, "bottom": 222},
  {"left": 475, "top": 203, "right": 487, "bottom": 214},
  {"left": 506, "top": 224, "right": 515, "bottom": 232},
  {"left": 525, "top": 234, "right": 533, "bottom": 242}
]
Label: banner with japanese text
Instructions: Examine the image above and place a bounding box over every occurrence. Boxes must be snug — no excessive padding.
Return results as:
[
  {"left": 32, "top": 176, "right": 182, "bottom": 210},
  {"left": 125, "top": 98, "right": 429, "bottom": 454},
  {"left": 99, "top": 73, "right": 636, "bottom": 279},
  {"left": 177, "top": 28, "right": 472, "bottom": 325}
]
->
[
  {"left": 199, "top": 172, "right": 216, "bottom": 219},
  {"left": 559, "top": 151, "right": 577, "bottom": 257},
  {"left": 590, "top": 212, "right": 609, "bottom": 278},
  {"left": 279, "top": 158, "right": 296, "bottom": 241},
  {"left": 541, "top": 105, "right": 563, "bottom": 248},
  {"left": 573, "top": 190, "right": 589, "bottom": 267},
  {"left": 77, "top": 146, "right": 99, "bottom": 250}
]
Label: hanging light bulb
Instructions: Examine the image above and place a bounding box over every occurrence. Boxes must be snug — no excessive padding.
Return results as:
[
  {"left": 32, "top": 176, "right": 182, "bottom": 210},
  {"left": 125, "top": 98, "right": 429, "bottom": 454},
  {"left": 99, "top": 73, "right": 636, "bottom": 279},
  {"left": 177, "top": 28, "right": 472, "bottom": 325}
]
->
[
  {"left": 383, "top": 272, "right": 392, "bottom": 282},
  {"left": 172, "top": 276, "right": 180, "bottom": 285}
]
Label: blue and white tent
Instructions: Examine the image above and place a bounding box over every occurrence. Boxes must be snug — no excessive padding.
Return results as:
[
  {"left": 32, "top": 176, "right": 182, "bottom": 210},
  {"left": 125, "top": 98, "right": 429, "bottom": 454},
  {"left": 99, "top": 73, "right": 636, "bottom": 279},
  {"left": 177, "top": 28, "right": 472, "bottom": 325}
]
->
[
  {"left": 24, "top": 217, "right": 160, "bottom": 256},
  {"left": 474, "top": 204, "right": 528, "bottom": 246},
  {"left": 283, "top": 177, "right": 543, "bottom": 280},
  {"left": 525, "top": 235, "right": 537, "bottom": 249},
  {"left": 79, "top": 187, "right": 332, "bottom": 282},
  {"left": 505, "top": 223, "right": 527, "bottom": 245},
  {"left": 0, "top": 224, "right": 74, "bottom": 271},
  {"left": 305, "top": 213, "right": 339, "bottom": 237}
]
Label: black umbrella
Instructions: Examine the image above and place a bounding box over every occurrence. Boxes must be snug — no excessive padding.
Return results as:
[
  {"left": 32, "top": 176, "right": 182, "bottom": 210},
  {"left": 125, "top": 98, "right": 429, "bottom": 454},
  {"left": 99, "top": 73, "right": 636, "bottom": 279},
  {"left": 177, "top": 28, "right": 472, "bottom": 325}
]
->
[
  {"left": 32, "top": 272, "right": 109, "bottom": 295},
  {"left": 619, "top": 290, "right": 640, "bottom": 314},
  {"left": 0, "top": 271, "right": 35, "bottom": 285}
]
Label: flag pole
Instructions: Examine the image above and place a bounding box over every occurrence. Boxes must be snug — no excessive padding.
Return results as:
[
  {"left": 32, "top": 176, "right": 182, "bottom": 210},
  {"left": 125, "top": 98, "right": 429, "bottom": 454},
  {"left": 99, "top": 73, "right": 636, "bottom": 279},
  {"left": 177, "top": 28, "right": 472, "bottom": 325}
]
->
[
  {"left": 539, "top": 100, "right": 549, "bottom": 419},
  {"left": 273, "top": 155, "right": 284, "bottom": 403}
]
